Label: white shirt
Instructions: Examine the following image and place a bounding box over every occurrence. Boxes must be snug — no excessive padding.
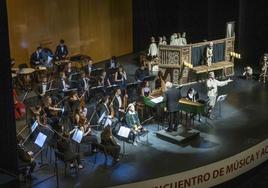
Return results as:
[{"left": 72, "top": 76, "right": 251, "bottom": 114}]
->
[
  {"left": 62, "top": 79, "right": 69, "bottom": 90},
  {"left": 206, "top": 78, "right": 229, "bottom": 97},
  {"left": 83, "top": 78, "right": 88, "bottom": 90},
  {"left": 42, "top": 83, "right": 47, "bottom": 94},
  {"left": 148, "top": 43, "right": 158, "bottom": 56},
  {"left": 116, "top": 95, "right": 122, "bottom": 108}
]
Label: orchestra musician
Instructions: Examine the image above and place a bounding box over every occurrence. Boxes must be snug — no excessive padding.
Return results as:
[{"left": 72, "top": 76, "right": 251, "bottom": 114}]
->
[
  {"left": 69, "top": 115, "right": 98, "bottom": 152},
  {"left": 113, "top": 88, "right": 125, "bottom": 120},
  {"left": 259, "top": 54, "right": 268, "bottom": 83},
  {"left": 43, "top": 96, "right": 62, "bottom": 131},
  {"left": 98, "top": 71, "right": 111, "bottom": 87},
  {"left": 64, "top": 62, "right": 75, "bottom": 80},
  {"left": 78, "top": 71, "right": 90, "bottom": 100},
  {"left": 114, "top": 66, "right": 127, "bottom": 91},
  {"left": 141, "top": 81, "right": 151, "bottom": 97},
  {"left": 105, "top": 56, "right": 118, "bottom": 70},
  {"left": 57, "top": 132, "right": 84, "bottom": 169},
  {"left": 83, "top": 57, "right": 95, "bottom": 77},
  {"left": 68, "top": 90, "right": 80, "bottom": 113},
  {"left": 125, "top": 103, "right": 146, "bottom": 145},
  {"left": 101, "top": 125, "right": 121, "bottom": 164},
  {"left": 55, "top": 39, "right": 68, "bottom": 60},
  {"left": 164, "top": 82, "right": 182, "bottom": 132},
  {"left": 135, "top": 63, "right": 150, "bottom": 82},
  {"left": 206, "top": 71, "right": 232, "bottom": 119},
  {"left": 186, "top": 88, "right": 199, "bottom": 102},
  {"left": 148, "top": 36, "right": 158, "bottom": 59},
  {"left": 59, "top": 71, "right": 70, "bottom": 93},
  {"left": 30, "top": 46, "right": 43, "bottom": 68}
]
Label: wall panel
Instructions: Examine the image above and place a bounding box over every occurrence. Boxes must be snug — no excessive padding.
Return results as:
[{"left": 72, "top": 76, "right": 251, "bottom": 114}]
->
[{"left": 7, "top": 0, "right": 132, "bottom": 65}]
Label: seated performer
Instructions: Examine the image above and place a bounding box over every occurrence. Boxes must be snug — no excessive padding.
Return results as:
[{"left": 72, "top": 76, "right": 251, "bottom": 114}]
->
[
  {"left": 98, "top": 71, "right": 111, "bottom": 87},
  {"left": 30, "top": 46, "right": 43, "bottom": 68},
  {"left": 43, "top": 96, "right": 62, "bottom": 131},
  {"left": 154, "top": 71, "right": 166, "bottom": 92},
  {"left": 101, "top": 125, "right": 121, "bottom": 164},
  {"left": 206, "top": 71, "right": 232, "bottom": 119},
  {"left": 69, "top": 115, "right": 98, "bottom": 152},
  {"left": 164, "top": 82, "right": 182, "bottom": 132},
  {"left": 186, "top": 88, "right": 199, "bottom": 102},
  {"left": 141, "top": 81, "right": 151, "bottom": 97},
  {"left": 68, "top": 90, "right": 80, "bottom": 113},
  {"left": 17, "top": 141, "right": 36, "bottom": 179},
  {"left": 64, "top": 62, "right": 75, "bottom": 80},
  {"left": 114, "top": 66, "right": 127, "bottom": 90},
  {"left": 83, "top": 57, "right": 95, "bottom": 77},
  {"left": 125, "top": 103, "right": 146, "bottom": 145},
  {"left": 78, "top": 71, "right": 90, "bottom": 100},
  {"left": 55, "top": 39, "right": 68, "bottom": 60},
  {"left": 105, "top": 56, "right": 118, "bottom": 70},
  {"left": 242, "top": 66, "right": 253, "bottom": 79},
  {"left": 135, "top": 64, "right": 150, "bottom": 82},
  {"left": 57, "top": 132, "right": 84, "bottom": 169},
  {"left": 206, "top": 42, "right": 213, "bottom": 66},
  {"left": 148, "top": 36, "right": 158, "bottom": 58},
  {"left": 37, "top": 76, "right": 52, "bottom": 97},
  {"left": 59, "top": 71, "right": 70, "bottom": 92}
]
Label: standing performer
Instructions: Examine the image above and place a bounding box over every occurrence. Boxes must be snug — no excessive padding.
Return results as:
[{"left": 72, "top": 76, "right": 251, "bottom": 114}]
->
[
  {"left": 259, "top": 54, "right": 268, "bottom": 83},
  {"left": 206, "top": 71, "right": 232, "bottom": 119},
  {"left": 30, "top": 47, "right": 43, "bottom": 68},
  {"left": 148, "top": 36, "right": 158, "bottom": 58},
  {"left": 55, "top": 39, "right": 68, "bottom": 60},
  {"left": 113, "top": 88, "right": 125, "bottom": 121},
  {"left": 164, "top": 82, "right": 182, "bottom": 132},
  {"left": 206, "top": 42, "right": 213, "bottom": 66}
]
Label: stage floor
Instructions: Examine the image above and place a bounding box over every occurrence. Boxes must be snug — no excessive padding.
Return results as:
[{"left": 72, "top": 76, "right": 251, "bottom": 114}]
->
[{"left": 17, "top": 56, "right": 268, "bottom": 188}]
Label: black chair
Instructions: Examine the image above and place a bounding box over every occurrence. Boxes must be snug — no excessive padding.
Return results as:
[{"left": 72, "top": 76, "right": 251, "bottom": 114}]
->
[
  {"left": 94, "top": 144, "right": 109, "bottom": 167},
  {"left": 54, "top": 150, "right": 78, "bottom": 176}
]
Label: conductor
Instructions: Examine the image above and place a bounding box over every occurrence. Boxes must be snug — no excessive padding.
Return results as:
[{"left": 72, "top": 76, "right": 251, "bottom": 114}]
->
[{"left": 164, "top": 82, "right": 182, "bottom": 132}]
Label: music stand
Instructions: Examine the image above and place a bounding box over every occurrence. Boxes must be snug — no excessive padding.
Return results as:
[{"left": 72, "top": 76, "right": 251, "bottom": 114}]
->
[
  {"left": 217, "top": 94, "right": 227, "bottom": 119},
  {"left": 143, "top": 75, "right": 156, "bottom": 82},
  {"left": 117, "top": 126, "right": 131, "bottom": 155},
  {"left": 91, "top": 68, "right": 103, "bottom": 77}
]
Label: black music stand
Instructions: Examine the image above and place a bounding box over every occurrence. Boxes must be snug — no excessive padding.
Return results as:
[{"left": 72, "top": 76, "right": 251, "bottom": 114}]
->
[
  {"left": 143, "top": 75, "right": 156, "bottom": 82},
  {"left": 91, "top": 68, "right": 104, "bottom": 77},
  {"left": 106, "top": 84, "right": 119, "bottom": 95},
  {"left": 117, "top": 126, "right": 131, "bottom": 156}
]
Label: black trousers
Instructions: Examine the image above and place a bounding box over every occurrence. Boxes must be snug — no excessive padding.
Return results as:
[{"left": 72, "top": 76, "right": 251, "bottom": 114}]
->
[
  {"left": 168, "top": 111, "right": 179, "bottom": 130},
  {"left": 105, "top": 145, "right": 121, "bottom": 160}
]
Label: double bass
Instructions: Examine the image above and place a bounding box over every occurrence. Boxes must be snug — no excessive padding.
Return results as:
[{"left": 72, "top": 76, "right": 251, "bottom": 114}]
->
[{"left": 13, "top": 89, "right": 26, "bottom": 119}]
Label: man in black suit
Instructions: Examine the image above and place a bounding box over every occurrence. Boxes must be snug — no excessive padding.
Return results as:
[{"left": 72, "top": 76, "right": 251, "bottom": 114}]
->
[
  {"left": 105, "top": 56, "right": 118, "bottom": 70},
  {"left": 30, "top": 46, "right": 43, "bottom": 67},
  {"left": 55, "top": 39, "right": 68, "bottom": 60},
  {"left": 164, "top": 82, "right": 182, "bottom": 132}
]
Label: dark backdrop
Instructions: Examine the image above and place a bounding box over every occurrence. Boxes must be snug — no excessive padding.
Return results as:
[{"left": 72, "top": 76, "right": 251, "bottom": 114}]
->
[{"left": 133, "top": 0, "right": 239, "bottom": 52}]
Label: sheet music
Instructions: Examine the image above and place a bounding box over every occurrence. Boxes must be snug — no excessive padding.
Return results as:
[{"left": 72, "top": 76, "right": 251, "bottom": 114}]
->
[
  {"left": 72, "top": 129, "right": 83, "bottom": 143},
  {"left": 118, "top": 126, "right": 131, "bottom": 138},
  {"left": 150, "top": 96, "right": 164, "bottom": 104},
  {"left": 31, "top": 120, "right": 38, "bottom": 133},
  {"left": 34, "top": 132, "right": 47, "bottom": 148}
]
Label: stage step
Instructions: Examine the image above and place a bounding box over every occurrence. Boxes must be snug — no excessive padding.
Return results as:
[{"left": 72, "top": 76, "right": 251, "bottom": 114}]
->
[{"left": 156, "top": 128, "right": 200, "bottom": 145}]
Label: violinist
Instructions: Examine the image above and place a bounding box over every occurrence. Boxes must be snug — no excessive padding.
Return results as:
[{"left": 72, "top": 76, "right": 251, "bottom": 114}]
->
[
  {"left": 79, "top": 101, "right": 88, "bottom": 118},
  {"left": 69, "top": 116, "right": 98, "bottom": 152},
  {"left": 98, "top": 96, "right": 115, "bottom": 126},
  {"left": 68, "top": 90, "right": 80, "bottom": 113},
  {"left": 114, "top": 66, "right": 127, "bottom": 90},
  {"left": 78, "top": 71, "right": 90, "bottom": 101},
  {"left": 43, "top": 96, "right": 62, "bottom": 131},
  {"left": 59, "top": 71, "right": 70, "bottom": 93},
  {"left": 101, "top": 125, "right": 121, "bottom": 164},
  {"left": 57, "top": 132, "right": 84, "bottom": 169}
]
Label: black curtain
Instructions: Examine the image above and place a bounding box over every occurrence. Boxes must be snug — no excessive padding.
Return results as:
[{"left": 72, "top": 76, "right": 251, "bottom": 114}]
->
[
  {"left": 0, "top": 0, "right": 18, "bottom": 175},
  {"left": 212, "top": 42, "right": 225, "bottom": 62}
]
